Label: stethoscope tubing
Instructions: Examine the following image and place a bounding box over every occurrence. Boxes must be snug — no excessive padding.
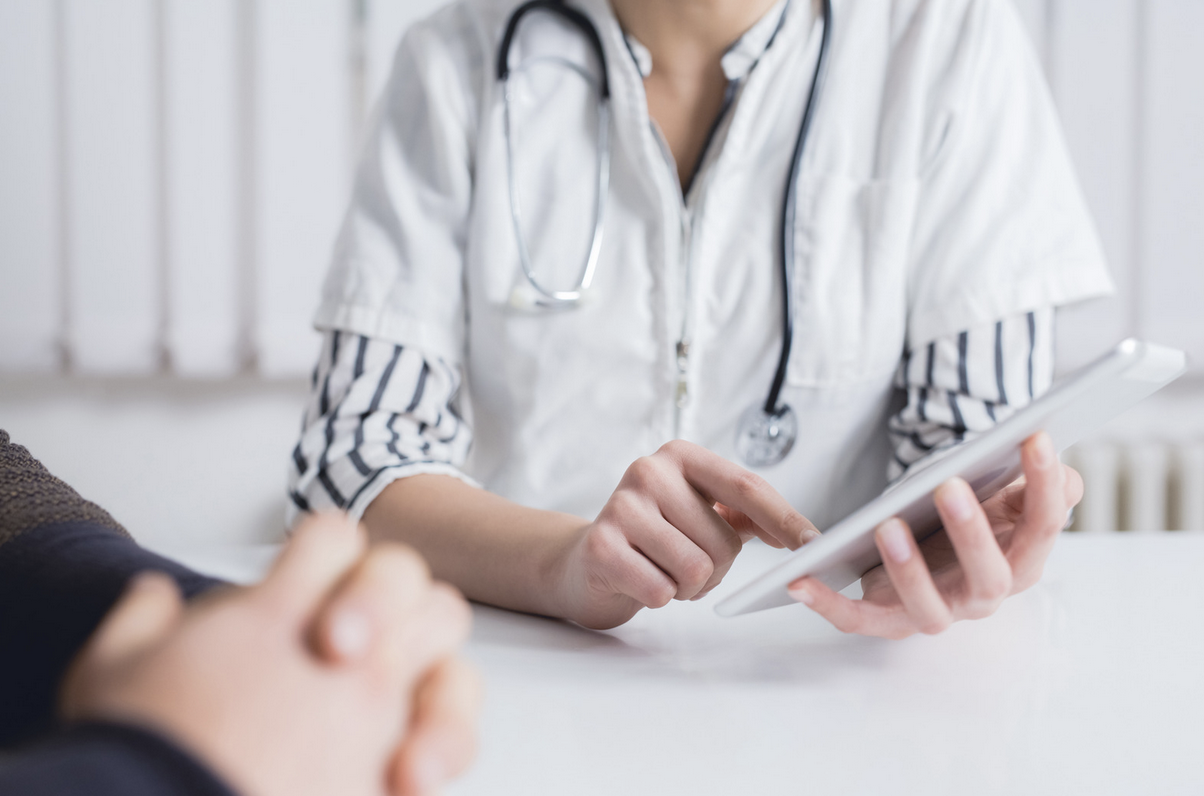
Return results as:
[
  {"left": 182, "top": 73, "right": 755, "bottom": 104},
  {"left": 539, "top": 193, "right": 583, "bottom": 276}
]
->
[
  {"left": 497, "top": 0, "right": 835, "bottom": 463},
  {"left": 765, "top": 0, "right": 833, "bottom": 416}
]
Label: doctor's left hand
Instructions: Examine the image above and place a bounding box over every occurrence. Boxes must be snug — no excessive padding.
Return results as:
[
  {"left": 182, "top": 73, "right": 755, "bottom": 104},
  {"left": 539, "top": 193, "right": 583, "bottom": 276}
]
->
[{"left": 787, "top": 431, "right": 1082, "bottom": 639}]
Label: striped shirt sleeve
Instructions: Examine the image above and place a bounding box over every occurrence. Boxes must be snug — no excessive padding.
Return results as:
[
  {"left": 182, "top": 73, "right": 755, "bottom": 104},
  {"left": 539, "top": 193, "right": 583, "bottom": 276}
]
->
[
  {"left": 888, "top": 308, "right": 1055, "bottom": 481},
  {"left": 287, "top": 331, "right": 476, "bottom": 526}
]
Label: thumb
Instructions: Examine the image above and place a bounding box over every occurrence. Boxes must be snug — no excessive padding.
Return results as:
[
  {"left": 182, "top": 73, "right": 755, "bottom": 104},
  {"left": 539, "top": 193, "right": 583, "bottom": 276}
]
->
[
  {"left": 81, "top": 572, "right": 184, "bottom": 673},
  {"left": 61, "top": 572, "right": 184, "bottom": 719}
]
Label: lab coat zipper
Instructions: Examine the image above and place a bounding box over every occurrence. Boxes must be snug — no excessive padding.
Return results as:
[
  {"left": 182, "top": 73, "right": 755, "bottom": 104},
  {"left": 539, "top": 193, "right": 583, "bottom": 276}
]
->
[{"left": 674, "top": 206, "right": 693, "bottom": 440}]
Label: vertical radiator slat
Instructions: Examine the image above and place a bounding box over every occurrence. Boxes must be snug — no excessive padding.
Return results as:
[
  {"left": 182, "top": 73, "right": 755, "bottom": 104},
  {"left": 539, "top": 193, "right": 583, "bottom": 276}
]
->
[
  {"left": 1124, "top": 443, "right": 1170, "bottom": 532},
  {"left": 163, "top": 0, "right": 242, "bottom": 376},
  {"left": 1175, "top": 443, "right": 1204, "bottom": 532},
  {"left": 0, "top": 0, "right": 61, "bottom": 372},
  {"left": 253, "top": 0, "right": 352, "bottom": 377},
  {"left": 1140, "top": 1, "right": 1204, "bottom": 374},
  {"left": 62, "top": 0, "right": 161, "bottom": 374},
  {"left": 1068, "top": 443, "right": 1120, "bottom": 533},
  {"left": 1047, "top": 0, "right": 1140, "bottom": 374}
]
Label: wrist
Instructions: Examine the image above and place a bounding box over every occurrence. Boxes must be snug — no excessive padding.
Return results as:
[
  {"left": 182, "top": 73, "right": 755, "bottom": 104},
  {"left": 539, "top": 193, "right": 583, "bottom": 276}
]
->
[{"left": 524, "top": 517, "right": 592, "bottom": 620}]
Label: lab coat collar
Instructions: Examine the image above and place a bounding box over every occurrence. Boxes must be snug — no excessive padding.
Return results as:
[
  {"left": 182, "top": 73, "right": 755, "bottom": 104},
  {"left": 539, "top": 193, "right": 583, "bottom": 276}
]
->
[{"left": 618, "top": 0, "right": 792, "bottom": 82}]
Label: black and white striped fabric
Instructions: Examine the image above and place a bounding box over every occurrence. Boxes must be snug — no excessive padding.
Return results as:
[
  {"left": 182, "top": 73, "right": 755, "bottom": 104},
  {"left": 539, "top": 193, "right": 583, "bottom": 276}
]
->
[
  {"left": 288, "top": 332, "right": 474, "bottom": 523},
  {"left": 288, "top": 309, "right": 1054, "bottom": 521},
  {"left": 888, "top": 308, "right": 1055, "bottom": 480}
]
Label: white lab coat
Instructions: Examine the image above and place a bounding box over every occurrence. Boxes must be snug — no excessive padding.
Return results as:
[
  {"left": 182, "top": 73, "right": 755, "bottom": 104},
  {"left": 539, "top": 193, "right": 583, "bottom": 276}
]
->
[{"left": 315, "top": 0, "right": 1112, "bottom": 528}]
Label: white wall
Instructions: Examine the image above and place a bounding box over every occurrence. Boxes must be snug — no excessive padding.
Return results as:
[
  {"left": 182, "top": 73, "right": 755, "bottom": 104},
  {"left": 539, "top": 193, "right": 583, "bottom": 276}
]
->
[
  {"left": 2, "top": 0, "right": 1203, "bottom": 547},
  {"left": 0, "top": 378, "right": 308, "bottom": 550}
]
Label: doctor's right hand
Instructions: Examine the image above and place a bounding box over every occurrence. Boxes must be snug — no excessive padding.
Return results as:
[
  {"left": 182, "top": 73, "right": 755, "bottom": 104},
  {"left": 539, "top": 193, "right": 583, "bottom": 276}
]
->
[{"left": 555, "top": 440, "right": 819, "bottom": 629}]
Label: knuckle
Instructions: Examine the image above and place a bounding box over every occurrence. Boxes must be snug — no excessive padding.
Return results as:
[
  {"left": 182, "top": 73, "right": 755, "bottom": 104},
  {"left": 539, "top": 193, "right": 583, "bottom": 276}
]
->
[
  {"left": 680, "top": 553, "right": 714, "bottom": 590},
  {"left": 961, "top": 601, "right": 994, "bottom": 621},
  {"left": 1013, "top": 563, "right": 1044, "bottom": 593},
  {"left": 830, "top": 614, "right": 859, "bottom": 635},
  {"left": 648, "top": 580, "right": 676, "bottom": 608},
  {"left": 975, "top": 570, "right": 1013, "bottom": 603},
  {"left": 658, "top": 439, "right": 693, "bottom": 460},
  {"left": 731, "top": 470, "right": 768, "bottom": 501},
  {"left": 606, "top": 489, "right": 644, "bottom": 523},
  {"left": 583, "top": 526, "right": 623, "bottom": 566},
  {"left": 778, "top": 510, "right": 813, "bottom": 548},
  {"left": 625, "top": 456, "right": 663, "bottom": 490},
  {"left": 721, "top": 530, "right": 744, "bottom": 560},
  {"left": 919, "top": 617, "right": 951, "bottom": 636}
]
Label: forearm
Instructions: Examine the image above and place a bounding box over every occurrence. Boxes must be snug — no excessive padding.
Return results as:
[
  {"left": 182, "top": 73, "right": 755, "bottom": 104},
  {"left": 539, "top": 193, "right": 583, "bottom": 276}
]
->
[
  {"left": 0, "top": 722, "right": 237, "bottom": 796},
  {"left": 361, "top": 474, "right": 588, "bottom": 617}
]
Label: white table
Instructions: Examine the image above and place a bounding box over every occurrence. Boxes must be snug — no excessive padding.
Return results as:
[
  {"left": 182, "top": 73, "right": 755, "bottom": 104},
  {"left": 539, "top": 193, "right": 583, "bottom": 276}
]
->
[{"left": 174, "top": 534, "right": 1204, "bottom": 796}]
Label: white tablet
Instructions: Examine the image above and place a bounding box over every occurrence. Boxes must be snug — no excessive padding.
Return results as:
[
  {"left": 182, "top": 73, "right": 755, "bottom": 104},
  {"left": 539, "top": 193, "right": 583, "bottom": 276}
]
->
[{"left": 715, "top": 339, "right": 1187, "bottom": 617}]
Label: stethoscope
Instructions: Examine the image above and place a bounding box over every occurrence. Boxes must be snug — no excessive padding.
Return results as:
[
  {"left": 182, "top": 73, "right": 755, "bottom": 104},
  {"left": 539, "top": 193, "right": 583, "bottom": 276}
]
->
[{"left": 498, "top": 0, "right": 834, "bottom": 467}]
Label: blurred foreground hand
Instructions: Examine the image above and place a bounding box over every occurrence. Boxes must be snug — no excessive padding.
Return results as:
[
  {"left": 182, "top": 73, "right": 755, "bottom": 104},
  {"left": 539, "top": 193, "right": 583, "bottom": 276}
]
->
[{"left": 60, "top": 514, "right": 481, "bottom": 796}]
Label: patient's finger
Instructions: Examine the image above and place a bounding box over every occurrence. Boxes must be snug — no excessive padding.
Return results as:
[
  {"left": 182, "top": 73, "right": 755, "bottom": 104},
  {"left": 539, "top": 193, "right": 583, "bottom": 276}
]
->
[
  {"left": 61, "top": 572, "right": 183, "bottom": 717},
  {"left": 315, "top": 545, "right": 470, "bottom": 680},
  {"left": 79, "top": 572, "right": 183, "bottom": 666},
  {"left": 260, "top": 512, "right": 364, "bottom": 618},
  {"left": 313, "top": 543, "right": 430, "bottom": 664},
  {"left": 390, "top": 657, "right": 483, "bottom": 796}
]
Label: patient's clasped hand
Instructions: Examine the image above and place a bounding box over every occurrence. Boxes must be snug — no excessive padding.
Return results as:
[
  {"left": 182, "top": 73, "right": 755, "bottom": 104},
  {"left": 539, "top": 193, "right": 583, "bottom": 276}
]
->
[{"left": 60, "top": 515, "right": 481, "bottom": 796}]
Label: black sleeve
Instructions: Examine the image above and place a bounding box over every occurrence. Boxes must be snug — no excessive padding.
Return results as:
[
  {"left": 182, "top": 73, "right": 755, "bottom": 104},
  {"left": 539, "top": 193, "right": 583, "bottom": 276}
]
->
[
  {"left": 0, "top": 722, "right": 238, "bottom": 796},
  {"left": 0, "top": 430, "right": 225, "bottom": 748}
]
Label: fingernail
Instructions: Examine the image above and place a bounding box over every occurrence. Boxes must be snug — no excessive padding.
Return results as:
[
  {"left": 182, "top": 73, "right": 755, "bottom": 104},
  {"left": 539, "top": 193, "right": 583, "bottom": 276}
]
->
[
  {"left": 1032, "top": 433, "right": 1054, "bottom": 467},
  {"left": 329, "top": 608, "right": 371, "bottom": 660},
  {"left": 879, "top": 519, "right": 912, "bottom": 564},
  {"left": 789, "top": 580, "right": 815, "bottom": 605},
  {"left": 940, "top": 480, "right": 974, "bottom": 522}
]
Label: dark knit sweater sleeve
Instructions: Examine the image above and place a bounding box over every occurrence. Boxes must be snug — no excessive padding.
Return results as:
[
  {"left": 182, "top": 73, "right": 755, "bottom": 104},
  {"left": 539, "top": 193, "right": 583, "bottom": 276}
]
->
[
  {"left": 0, "top": 429, "right": 128, "bottom": 549},
  {"left": 0, "top": 722, "right": 238, "bottom": 796},
  {"left": 0, "top": 430, "right": 224, "bottom": 748}
]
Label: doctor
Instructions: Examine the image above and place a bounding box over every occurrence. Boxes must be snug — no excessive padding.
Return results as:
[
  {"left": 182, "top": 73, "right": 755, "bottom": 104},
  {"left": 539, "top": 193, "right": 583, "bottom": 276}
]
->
[{"left": 290, "top": 0, "right": 1111, "bottom": 634}]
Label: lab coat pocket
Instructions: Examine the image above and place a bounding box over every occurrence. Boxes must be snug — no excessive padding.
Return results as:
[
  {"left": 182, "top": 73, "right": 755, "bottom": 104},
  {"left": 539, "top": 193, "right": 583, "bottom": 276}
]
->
[{"left": 786, "top": 175, "right": 920, "bottom": 387}]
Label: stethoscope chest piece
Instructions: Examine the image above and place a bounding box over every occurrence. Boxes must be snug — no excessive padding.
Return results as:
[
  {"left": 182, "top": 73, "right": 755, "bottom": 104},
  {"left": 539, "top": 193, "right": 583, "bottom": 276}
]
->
[{"left": 736, "top": 403, "right": 798, "bottom": 467}]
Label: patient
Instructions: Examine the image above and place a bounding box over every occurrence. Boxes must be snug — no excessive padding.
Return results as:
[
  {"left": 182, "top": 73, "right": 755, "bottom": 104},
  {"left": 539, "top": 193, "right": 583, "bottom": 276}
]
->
[{"left": 0, "top": 430, "right": 480, "bottom": 796}]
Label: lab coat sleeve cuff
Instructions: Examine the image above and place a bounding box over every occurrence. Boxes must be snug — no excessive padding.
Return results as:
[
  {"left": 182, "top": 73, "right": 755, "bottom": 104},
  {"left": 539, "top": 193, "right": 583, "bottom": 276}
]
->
[
  {"left": 908, "top": 254, "right": 1115, "bottom": 349},
  {"left": 313, "top": 303, "right": 463, "bottom": 367},
  {"left": 344, "top": 463, "right": 482, "bottom": 523}
]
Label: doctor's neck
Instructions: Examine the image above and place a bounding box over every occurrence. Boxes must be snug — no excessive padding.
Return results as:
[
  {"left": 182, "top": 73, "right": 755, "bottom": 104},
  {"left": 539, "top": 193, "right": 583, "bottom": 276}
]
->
[
  {"left": 609, "top": 0, "right": 780, "bottom": 64},
  {"left": 610, "top": 0, "right": 779, "bottom": 189}
]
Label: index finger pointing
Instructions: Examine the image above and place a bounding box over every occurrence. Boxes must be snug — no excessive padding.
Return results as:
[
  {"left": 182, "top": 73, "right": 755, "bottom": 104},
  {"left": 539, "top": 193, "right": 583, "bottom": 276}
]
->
[{"left": 659, "top": 441, "right": 818, "bottom": 549}]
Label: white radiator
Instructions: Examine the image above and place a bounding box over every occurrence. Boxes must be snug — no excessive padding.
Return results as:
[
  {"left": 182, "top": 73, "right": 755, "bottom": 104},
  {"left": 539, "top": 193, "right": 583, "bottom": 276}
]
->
[{"left": 1067, "top": 441, "right": 1204, "bottom": 532}]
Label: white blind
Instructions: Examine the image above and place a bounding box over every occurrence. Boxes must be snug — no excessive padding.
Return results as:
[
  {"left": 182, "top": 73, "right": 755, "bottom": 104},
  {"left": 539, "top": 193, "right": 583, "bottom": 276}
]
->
[
  {"left": 1, "top": 0, "right": 1202, "bottom": 378},
  {"left": 63, "top": 0, "right": 162, "bottom": 374},
  {"left": 0, "top": 0, "right": 60, "bottom": 372},
  {"left": 164, "top": 0, "right": 243, "bottom": 377}
]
